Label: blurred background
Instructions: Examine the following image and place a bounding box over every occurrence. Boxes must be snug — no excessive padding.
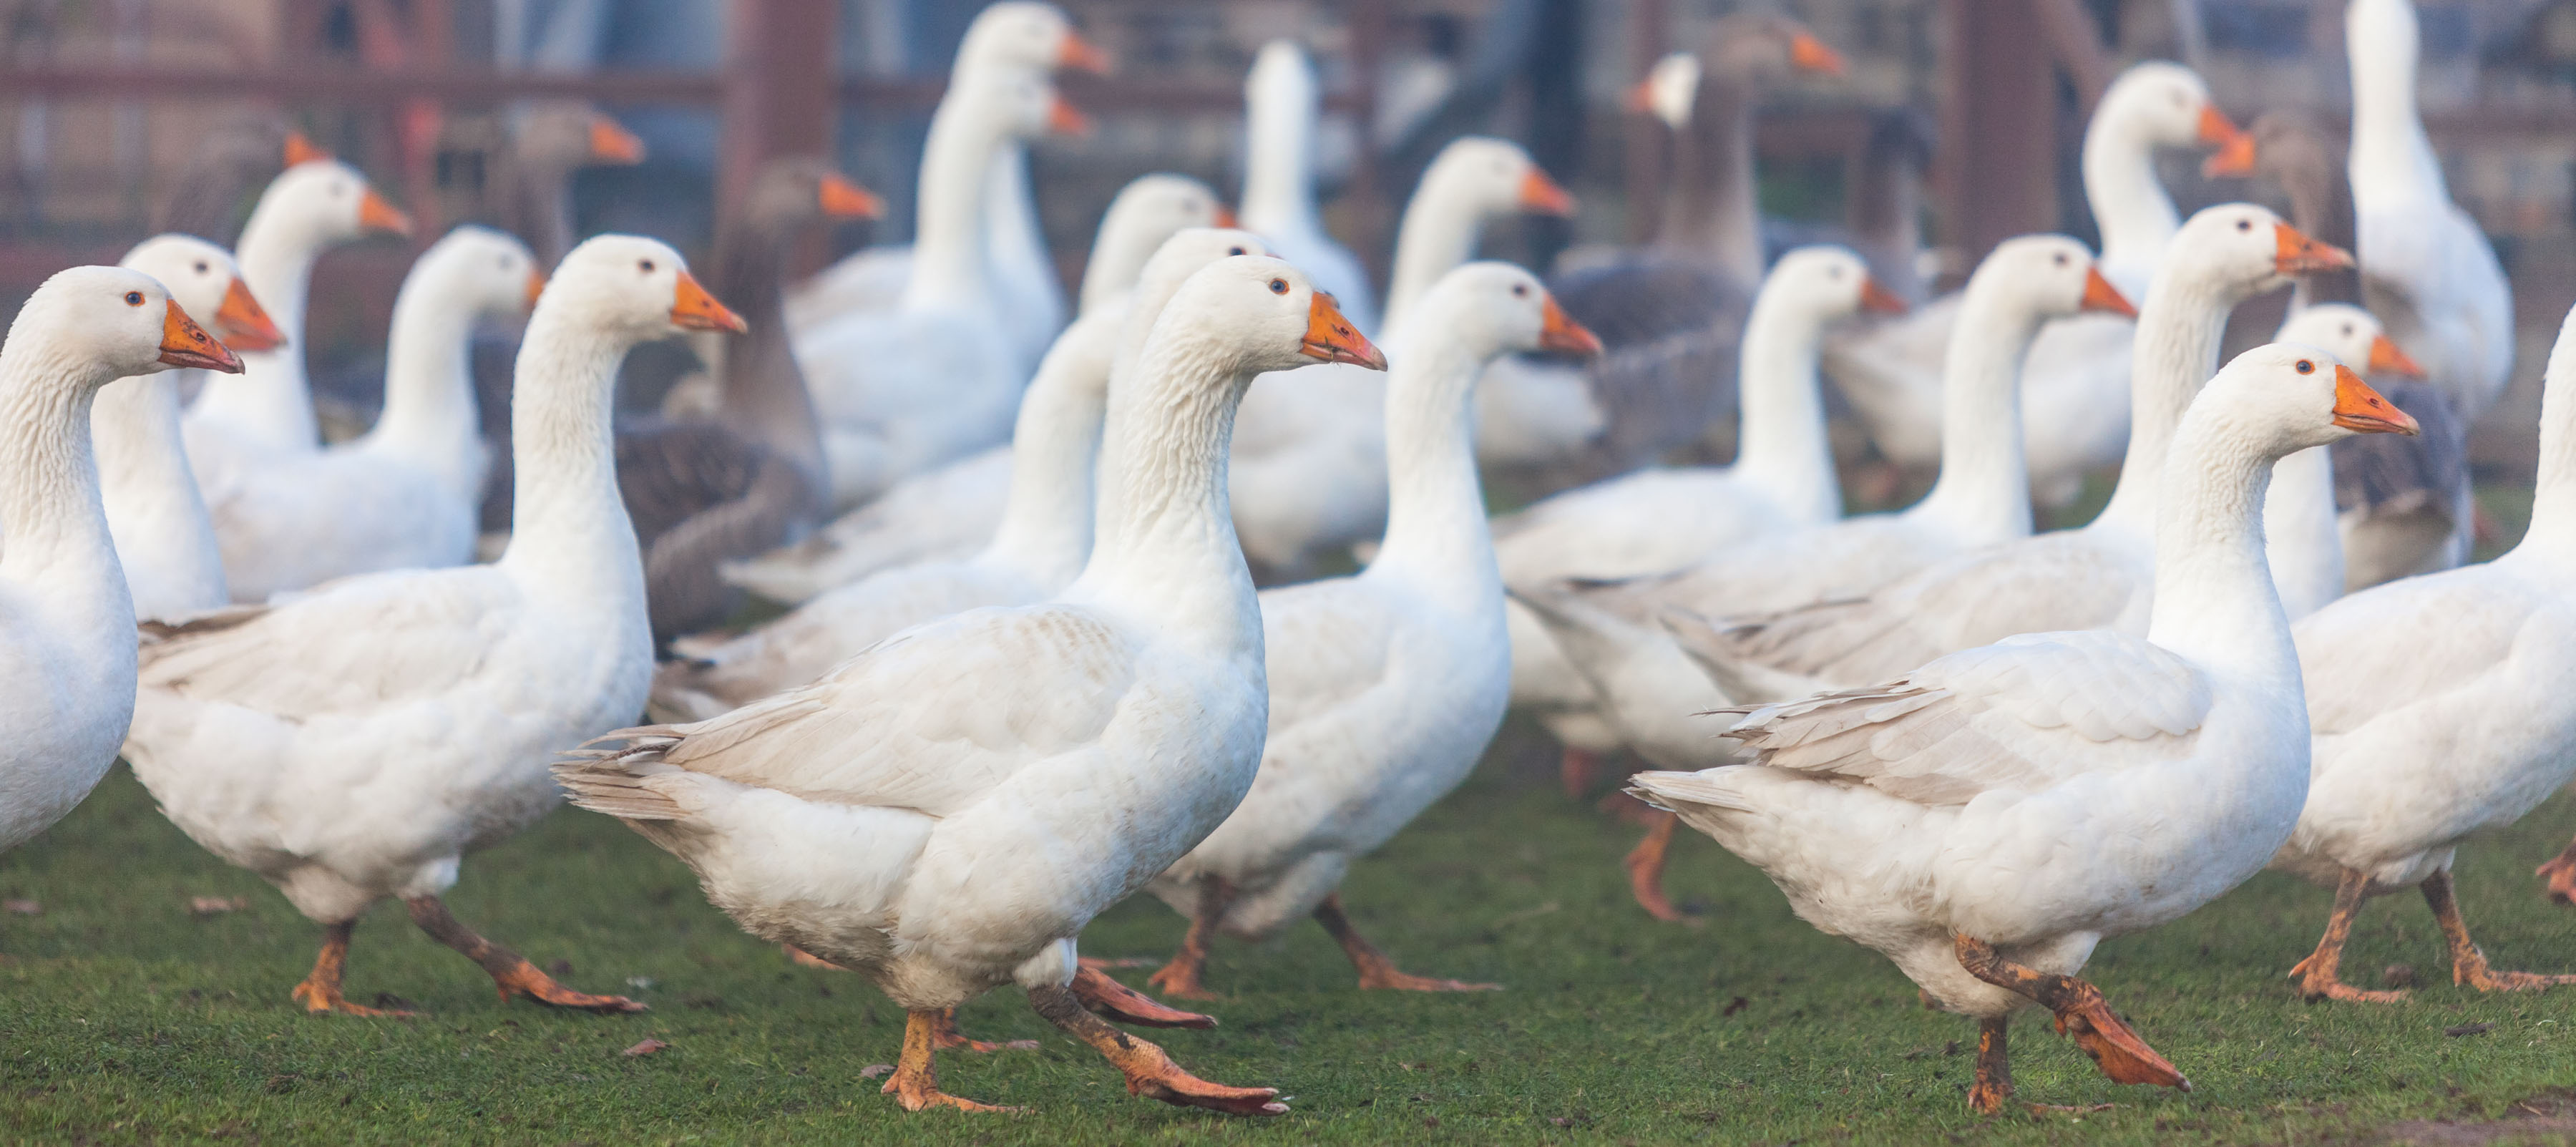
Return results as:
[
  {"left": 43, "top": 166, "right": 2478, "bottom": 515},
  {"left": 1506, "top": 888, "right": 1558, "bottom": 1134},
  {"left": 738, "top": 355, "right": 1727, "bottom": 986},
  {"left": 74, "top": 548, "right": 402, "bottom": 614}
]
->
[{"left": 5, "top": 0, "right": 2576, "bottom": 472}]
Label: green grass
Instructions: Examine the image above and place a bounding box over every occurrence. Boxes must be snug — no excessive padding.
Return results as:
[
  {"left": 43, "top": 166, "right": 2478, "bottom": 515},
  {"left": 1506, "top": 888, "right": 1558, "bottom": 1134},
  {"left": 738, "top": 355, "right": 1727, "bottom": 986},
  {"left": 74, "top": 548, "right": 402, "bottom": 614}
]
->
[{"left": 6, "top": 721, "right": 2576, "bottom": 1145}]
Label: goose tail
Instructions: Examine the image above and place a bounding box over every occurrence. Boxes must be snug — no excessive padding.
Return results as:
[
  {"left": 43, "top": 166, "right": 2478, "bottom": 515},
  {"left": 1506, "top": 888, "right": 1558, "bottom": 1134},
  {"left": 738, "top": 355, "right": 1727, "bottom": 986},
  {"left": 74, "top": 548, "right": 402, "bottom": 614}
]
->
[{"left": 553, "top": 726, "right": 693, "bottom": 821}]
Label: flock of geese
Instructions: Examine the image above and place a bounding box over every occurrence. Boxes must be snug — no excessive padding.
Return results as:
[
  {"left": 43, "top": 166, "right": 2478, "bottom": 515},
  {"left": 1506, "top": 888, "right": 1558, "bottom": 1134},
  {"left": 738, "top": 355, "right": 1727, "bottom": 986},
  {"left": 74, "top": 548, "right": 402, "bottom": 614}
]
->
[{"left": 0, "top": 0, "right": 2568, "bottom": 1121}]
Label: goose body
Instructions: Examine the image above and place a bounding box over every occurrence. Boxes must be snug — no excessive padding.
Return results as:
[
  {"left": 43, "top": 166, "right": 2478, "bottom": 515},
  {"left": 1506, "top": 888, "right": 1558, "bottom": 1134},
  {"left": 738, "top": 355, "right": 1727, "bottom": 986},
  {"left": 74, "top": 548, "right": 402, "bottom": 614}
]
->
[
  {"left": 122, "top": 237, "right": 732, "bottom": 1015},
  {"left": 0, "top": 266, "right": 240, "bottom": 850},
  {"left": 560, "top": 257, "right": 1383, "bottom": 1117},
  {"left": 1634, "top": 341, "right": 2419, "bottom": 1111}
]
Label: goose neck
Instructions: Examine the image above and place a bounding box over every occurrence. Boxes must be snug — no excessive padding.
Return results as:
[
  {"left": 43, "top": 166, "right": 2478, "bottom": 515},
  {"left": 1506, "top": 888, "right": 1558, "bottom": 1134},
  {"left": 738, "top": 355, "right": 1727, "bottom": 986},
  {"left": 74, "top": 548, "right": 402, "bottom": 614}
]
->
[
  {"left": 2262, "top": 444, "right": 2344, "bottom": 620},
  {"left": 2080, "top": 112, "right": 2181, "bottom": 273},
  {"left": 983, "top": 145, "right": 1053, "bottom": 287},
  {"left": 497, "top": 306, "right": 644, "bottom": 608},
  {"left": 902, "top": 95, "right": 1007, "bottom": 311},
  {"left": 2347, "top": 8, "right": 2445, "bottom": 200},
  {"left": 2145, "top": 413, "right": 2295, "bottom": 682},
  {"left": 2092, "top": 268, "right": 2241, "bottom": 535},
  {"left": 1663, "top": 82, "right": 1763, "bottom": 288},
  {"left": 0, "top": 336, "right": 132, "bottom": 643},
  {"left": 1239, "top": 74, "right": 1318, "bottom": 235},
  {"left": 1731, "top": 296, "right": 1840, "bottom": 524},
  {"left": 1367, "top": 331, "right": 1498, "bottom": 597},
  {"left": 2514, "top": 335, "right": 2576, "bottom": 559},
  {"left": 361, "top": 268, "right": 483, "bottom": 485},
  {"left": 982, "top": 313, "right": 1116, "bottom": 585},
  {"left": 1384, "top": 177, "right": 1492, "bottom": 333},
  {"left": 1909, "top": 288, "right": 2041, "bottom": 543},
  {"left": 201, "top": 209, "right": 326, "bottom": 449},
  {"left": 711, "top": 215, "right": 827, "bottom": 491}
]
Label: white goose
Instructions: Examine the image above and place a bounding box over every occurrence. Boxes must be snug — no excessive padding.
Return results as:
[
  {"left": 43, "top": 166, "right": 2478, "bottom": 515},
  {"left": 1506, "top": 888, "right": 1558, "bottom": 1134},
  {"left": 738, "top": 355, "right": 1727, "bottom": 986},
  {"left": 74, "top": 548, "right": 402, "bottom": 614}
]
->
[
  {"left": 0, "top": 266, "right": 240, "bottom": 851},
  {"left": 649, "top": 227, "right": 1268, "bottom": 721},
  {"left": 1142, "top": 263, "right": 1600, "bottom": 997},
  {"left": 1824, "top": 63, "right": 2251, "bottom": 507},
  {"left": 795, "top": 73, "right": 1081, "bottom": 509},
  {"left": 2278, "top": 301, "right": 2576, "bottom": 1002},
  {"left": 728, "top": 174, "right": 1234, "bottom": 606},
  {"left": 2348, "top": 0, "right": 2514, "bottom": 424},
  {"left": 1229, "top": 135, "right": 1575, "bottom": 577},
  {"left": 102, "top": 236, "right": 285, "bottom": 620},
  {"left": 1667, "top": 207, "right": 2350, "bottom": 705},
  {"left": 195, "top": 227, "right": 541, "bottom": 602},
  {"left": 182, "top": 159, "right": 412, "bottom": 459},
  {"left": 122, "top": 236, "right": 737, "bottom": 1016},
  {"left": 557, "top": 258, "right": 1383, "bottom": 1117},
  {"left": 1238, "top": 39, "right": 1378, "bottom": 333},
  {"left": 1634, "top": 342, "right": 2419, "bottom": 1113}
]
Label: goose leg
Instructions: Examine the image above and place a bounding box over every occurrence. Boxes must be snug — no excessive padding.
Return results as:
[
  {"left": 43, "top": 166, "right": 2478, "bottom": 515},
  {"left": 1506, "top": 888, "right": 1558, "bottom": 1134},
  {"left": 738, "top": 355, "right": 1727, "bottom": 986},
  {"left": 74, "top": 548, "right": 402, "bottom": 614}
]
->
[
  {"left": 1953, "top": 934, "right": 2189, "bottom": 1093},
  {"left": 290, "top": 918, "right": 415, "bottom": 1017},
  {"left": 1314, "top": 893, "right": 1501, "bottom": 992},
  {"left": 1561, "top": 747, "right": 1603, "bottom": 799},
  {"left": 2288, "top": 867, "right": 2410, "bottom": 1002},
  {"left": 401, "top": 895, "right": 644, "bottom": 1012},
  {"left": 1072, "top": 966, "right": 1216, "bottom": 1028},
  {"left": 924, "top": 1008, "right": 1040, "bottom": 1052},
  {"left": 1027, "top": 983, "right": 1287, "bottom": 1116},
  {"left": 2425, "top": 869, "right": 2576, "bottom": 991},
  {"left": 1146, "top": 876, "right": 1230, "bottom": 1000},
  {"left": 882, "top": 1009, "right": 1019, "bottom": 1113},
  {"left": 2535, "top": 836, "right": 2576, "bottom": 906},
  {"left": 1966, "top": 1015, "right": 2013, "bottom": 1115},
  {"left": 1624, "top": 810, "right": 1689, "bottom": 922}
]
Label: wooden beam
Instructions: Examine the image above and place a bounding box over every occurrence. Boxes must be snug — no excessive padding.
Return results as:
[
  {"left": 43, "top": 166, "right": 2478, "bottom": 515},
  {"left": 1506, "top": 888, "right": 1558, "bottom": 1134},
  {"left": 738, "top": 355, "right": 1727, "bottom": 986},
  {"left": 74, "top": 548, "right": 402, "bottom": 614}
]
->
[
  {"left": 1940, "top": 0, "right": 2057, "bottom": 268},
  {"left": 719, "top": 0, "right": 840, "bottom": 215}
]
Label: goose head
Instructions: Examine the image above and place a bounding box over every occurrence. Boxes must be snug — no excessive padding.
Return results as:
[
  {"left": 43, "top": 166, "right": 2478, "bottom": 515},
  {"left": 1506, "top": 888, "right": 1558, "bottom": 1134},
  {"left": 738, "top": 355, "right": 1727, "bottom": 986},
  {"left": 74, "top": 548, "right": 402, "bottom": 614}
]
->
[
  {"left": 540, "top": 235, "right": 746, "bottom": 346},
  {"left": 1971, "top": 234, "right": 2136, "bottom": 322},
  {"left": 9, "top": 266, "right": 243, "bottom": 384},
  {"left": 743, "top": 158, "right": 886, "bottom": 237},
  {"left": 1418, "top": 137, "right": 1577, "bottom": 221},
  {"left": 2094, "top": 62, "right": 2250, "bottom": 172},
  {"left": 956, "top": 72, "right": 1093, "bottom": 143},
  {"left": 2276, "top": 304, "right": 2425, "bottom": 382},
  {"left": 118, "top": 235, "right": 286, "bottom": 353},
  {"left": 959, "top": 1, "right": 1110, "bottom": 76},
  {"left": 1627, "top": 52, "right": 1704, "bottom": 132},
  {"left": 2160, "top": 203, "right": 2352, "bottom": 301},
  {"left": 2202, "top": 109, "right": 2345, "bottom": 187},
  {"left": 511, "top": 103, "right": 648, "bottom": 171},
  {"left": 410, "top": 226, "right": 547, "bottom": 323},
  {"left": 1156, "top": 257, "right": 1382, "bottom": 376},
  {"left": 1405, "top": 263, "right": 1601, "bottom": 363},
  {"left": 1246, "top": 40, "right": 1319, "bottom": 117},
  {"left": 1699, "top": 13, "right": 1844, "bottom": 90},
  {"left": 2346, "top": 0, "right": 2420, "bottom": 80},
  {"left": 252, "top": 160, "right": 416, "bottom": 250},
  {"left": 1106, "top": 174, "right": 1234, "bottom": 238},
  {"left": 1135, "top": 229, "right": 1270, "bottom": 302},
  {"left": 2209, "top": 342, "right": 2417, "bottom": 457},
  {"left": 1763, "top": 246, "right": 1907, "bottom": 324}
]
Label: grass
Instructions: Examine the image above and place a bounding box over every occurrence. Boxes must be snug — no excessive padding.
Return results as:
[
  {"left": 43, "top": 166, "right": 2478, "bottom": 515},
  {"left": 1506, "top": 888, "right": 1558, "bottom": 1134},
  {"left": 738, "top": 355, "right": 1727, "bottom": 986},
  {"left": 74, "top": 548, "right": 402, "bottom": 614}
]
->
[{"left": 4, "top": 720, "right": 2576, "bottom": 1146}]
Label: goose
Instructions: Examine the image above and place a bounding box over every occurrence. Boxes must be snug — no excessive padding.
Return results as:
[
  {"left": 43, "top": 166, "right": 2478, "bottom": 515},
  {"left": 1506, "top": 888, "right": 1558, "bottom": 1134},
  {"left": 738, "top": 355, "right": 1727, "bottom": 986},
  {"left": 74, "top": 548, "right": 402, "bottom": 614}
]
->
[
  {"left": 614, "top": 160, "right": 884, "bottom": 644},
  {"left": 492, "top": 103, "right": 647, "bottom": 268},
  {"left": 192, "top": 226, "right": 541, "bottom": 602},
  {"left": 1511, "top": 237, "right": 2129, "bottom": 918},
  {"left": 1823, "top": 62, "right": 2253, "bottom": 507},
  {"left": 2346, "top": 0, "right": 2514, "bottom": 425},
  {"left": 555, "top": 257, "right": 1383, "bottom": 1117},
  {"left": 723, "top": 174, "right": 1234, "bottom": 607},
  {"left": 795, "top": 73, "right": 1083, "bottom": 509},
  {"left": 2260, "top": 303, "right": 2425, "bottom": 621},
  {"left": 155, "top": 113, "right": 326, "bottom": 243},
  {"left": 99, "top": 236, "right": 285, "bottom": 620},
  {"left": 648, "top": 227, "right": 1268, "bottom": 721},
  {"left": 1635, "top": 342, "right": 2417, "bottom": 1113},
  {"left": 1142, "top": 262, "right": 1600, "bottom": 998},
  {"left": 1238, "top": 39, "right": 1378, "bottom": 333},
  {"left": 2278, "top": 301, "right": 2576, "bottom": 1002},
  {"left": 0, "top": 266, "right": 240, "bottom": 851},
  {"left": 1497, "top": 246, "right": 1898, "bottom": 792},
  {"left": 1665, "top": 206, "right": 2351, "bottom": 706},
  {"left": 121, "top": 235, "right": 738, "bottom": 1016},
  {"left": 1229, "top": 135, "right": 1576, "bottom": 577},
  {"left": 182, "top": 160, "right": 414, "bottom": 459},
  {"left": 786, "top": 0, "right": 1108, "bottom": 369}
]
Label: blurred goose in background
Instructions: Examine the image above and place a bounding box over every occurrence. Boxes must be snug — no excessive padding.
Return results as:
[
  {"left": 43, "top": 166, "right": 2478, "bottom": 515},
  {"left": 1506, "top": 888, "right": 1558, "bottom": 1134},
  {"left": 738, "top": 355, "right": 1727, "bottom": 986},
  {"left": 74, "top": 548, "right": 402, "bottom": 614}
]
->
[
  {"left": 0, "top": 266, "right": 240, "bottom": 851},
  {"left": 724, "top": 174, "right": 1231, "bottom": 607},
  {"left": 491, "top": 103, "right": 648, "bottom": 268},
  {"left": 557, "top": 259, "right": 1383, "bottom": 1118},
  {"left": 1825, "top": 63, "right": 2252, "bottom": 507},
  {"left": 2283, "top": 301, "right": 2576, "bottom": 1002},
  {"left": 649, "top": 228, "right": 1266, "bottom": 720},
  {"left": 1143, "top": 263, "right": 1598, "bottom": 998},
  {"left": 124, "top": 236, "right": 734, "bottom": 1018},
  {"left": 1634, "top": 343, "right": 2418, "bottom": 1114},
  {"left": 155, "top": 112, "right": 326, "bottom": 244},
  {"left": 1238, "top": 39, "right": 1378, "bottom": 334}
]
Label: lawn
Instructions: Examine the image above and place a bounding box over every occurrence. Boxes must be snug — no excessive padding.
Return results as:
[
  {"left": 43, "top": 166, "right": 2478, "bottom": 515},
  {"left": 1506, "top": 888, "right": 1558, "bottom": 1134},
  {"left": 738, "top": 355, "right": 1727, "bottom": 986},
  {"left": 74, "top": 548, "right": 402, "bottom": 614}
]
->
[{"left": 4, "top": 717, "right": 2576, "bottom": 1146}]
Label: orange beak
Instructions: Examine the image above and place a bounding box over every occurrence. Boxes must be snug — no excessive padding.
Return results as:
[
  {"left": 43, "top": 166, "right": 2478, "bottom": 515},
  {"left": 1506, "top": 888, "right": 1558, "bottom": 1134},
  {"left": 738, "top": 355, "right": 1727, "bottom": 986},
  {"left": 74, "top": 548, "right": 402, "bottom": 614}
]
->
[
  {"left": 1214, "top": 204, "right": 1239, "bottom": 228},
  {"left": 2367, "top": 333, "right": 2426, "bottom": 379},
  {"left": 1048, "top": 95, "right": 1094, "bottom": 138},
  {"left": 2079, "top": 267, "right": 2137, "bottom": 318},
  {"left": 2275, "top": 221, "right": 2355, "bottom": 275},
  {"left": 283, "top": 130, "right": 330, "bottom": 167},
  {"left": 2201, "top": 128, "right": 2258, "bottom": 179},
  {"left": 817, "top": 173, "right": 887, "bottom": 220},
  {"left": 1302, "top": 292, "right": 1386, "bottom": 370},
  {"left": 2196, "top": 105, "right": 2253, "bottom": 165},
  {"left": 1057, "top": 30, "right": 1112, "bottom": 75},
  {"left": 1624, "top": 76, "right": 1658, "bottom": 114},
  {"left": 210, "top": 278, "right": 286, "bottom": 351},
  {"left": 670, "top": 270, "right": 747, "bottom": 333},
  {"left": 160, "top": 299, "right": 243, "bottom": 374},
  {"left": 1789, "top": 32, "right": 1845, "bottom": 77},
  {"left": 358, "top": 188, "right": 415, "bottom": 238},
  {"left": 1517, "top": 167, "right": 1577, "bottom": 216},
  {"left": 524, "top": 269, "right": 547, "bottom": 311},
  {"left": 2332, "top": 362, "right": 2419, "bottom": 435},
  {"left": 587, "top": 117, "right": 648, "bottom": 165},
  {"left": 1538, "top": 294, "right": 1603, "bottom": 357},
  {"left": 1858, "top": 275, "right": 1908, "bottom": 316}
]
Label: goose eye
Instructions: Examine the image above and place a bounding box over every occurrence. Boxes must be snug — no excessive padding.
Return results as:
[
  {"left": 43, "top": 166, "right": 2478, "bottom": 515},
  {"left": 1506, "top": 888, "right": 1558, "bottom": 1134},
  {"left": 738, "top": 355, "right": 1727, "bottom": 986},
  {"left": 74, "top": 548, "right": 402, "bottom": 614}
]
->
[
  {"left": 2296, "top": 359, "right": 2316, "bottom": 374},
  {"left": 2237, "top": 218, "right": 2253, "bottom": 232},
  {"left": 2053, "top": 253, "right": 2068, "bottom": 266},
  {"left": 639, "top": 259, "right": 657, "bottom": 274},
  {"left": 2343, "top": 325, "right": 2354, "bottom": 336},
  {"left": 194, "top": 261, "right": 210, "bottom": 275},
  {"left": 1511, "top": 283, "right": 1528, "bottom": 297},
  {"left": 124, "top": 291, "right": 144, "bottom": 307},
  {"left": 1268, "top": 278, "right": 1289, "bottom": 295},
  {"left": 1228, "top": 246, "right": 1246, "bottom": 255}
]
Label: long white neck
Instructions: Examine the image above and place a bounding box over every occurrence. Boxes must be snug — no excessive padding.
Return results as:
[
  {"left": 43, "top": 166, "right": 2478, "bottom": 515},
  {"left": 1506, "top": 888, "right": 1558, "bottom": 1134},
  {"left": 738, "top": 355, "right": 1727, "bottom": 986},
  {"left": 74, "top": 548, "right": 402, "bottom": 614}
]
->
[
  {"left": 2347, "top": 0, "right": 2446, "bottom": 202},
  {"left": 195, "top": 209, "right": 326, "bottom": 449},
  {"left": 903, "top": 94, "right": 1008, "bottom": 311},
  {"left": 1907, "top": 285, "right": 2042, "bottom": 545},
  {"left": 2092, "top": 263, "right": 2248, "bottom": 536},
  {"left": 983, "top": 308, "right": 1118, "bottom": 587},
  {"left": 1731, "top": 295, "right": 1840, "bottom": 524},
  {"left": 1367, "top": 321, "right": 1498, "bottom": 602},
  {"left": 1384, "top": 180, "right": 1488, "bottom": 333},
  {"left": 2260, "top": 444, "right": 2343, "bottom": 619},
  {"left": 2512, "top": 318, "right": 2576, "bottom": 561},
  {"left": 356, "top": 268, "right": 487, "bottom": 502},
  {"left": 1079, "top": 202, "right": 1179, "bottom": 316},
  {"left": 1067, "top": 324, "right": 1261, "bottom": 663},
  {"left": 1239, "top": 63, "right": 1318, "bottom": 239},
  {"left": 92, "top": 371, "right": 225, "bottom": 618},
  {"left": 2082, "top": 107, "right": 2182, "bottom": 275},
  {"left": 0, "top": 335, "right": 134, "bottom": 665},
  {"left": 497, "top": 305, "right": 644, "bottom": 618},
  {"left": 983, "top": 142, "right": 1064, "bottom": 317},
  {"left": 2145, "top": 413, "right": 2296, "bottom": 688}
]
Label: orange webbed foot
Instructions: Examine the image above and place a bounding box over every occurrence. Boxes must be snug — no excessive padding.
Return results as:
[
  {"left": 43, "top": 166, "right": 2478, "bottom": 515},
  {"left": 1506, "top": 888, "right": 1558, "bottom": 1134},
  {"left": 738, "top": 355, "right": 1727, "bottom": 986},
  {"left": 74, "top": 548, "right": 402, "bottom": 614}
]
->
[
  {"left": 1119, "top": 1050, "right": 1289, "bottom": 1117},
  {"left": 291, "top": 980, "right": 416, "bottom": 1018},
  {"left": 2054, "top": 990, "right": 2189, "bottom": 1091},
  {"left": 2288, "top": 954, "right": 2409, "bottom": 1003},
  {"left": 492, "top": 960, "right": 647, "bottom": 1012}
]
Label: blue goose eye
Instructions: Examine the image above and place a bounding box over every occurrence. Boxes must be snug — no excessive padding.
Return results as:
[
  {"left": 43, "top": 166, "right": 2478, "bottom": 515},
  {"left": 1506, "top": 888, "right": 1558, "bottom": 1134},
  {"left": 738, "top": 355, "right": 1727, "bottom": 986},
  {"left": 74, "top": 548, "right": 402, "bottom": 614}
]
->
[
  {"left": 1268, "top": 278, "right": 1288, "bottom": 295},
  {"left": 2296, "top": 360, "right": 2316, "bottom": 374},
  {"left": 124, "top": 291, "right": 144, "bottom": 307}
]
